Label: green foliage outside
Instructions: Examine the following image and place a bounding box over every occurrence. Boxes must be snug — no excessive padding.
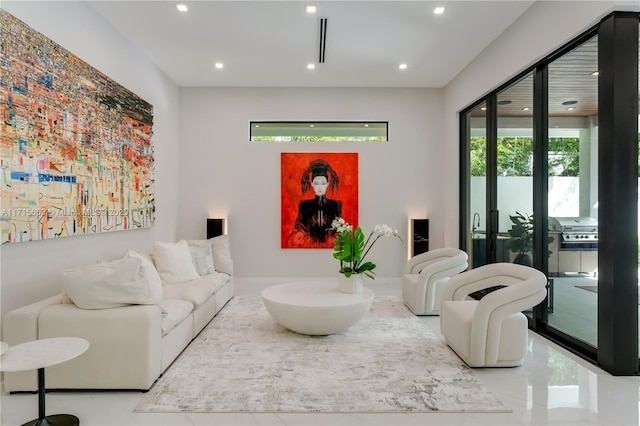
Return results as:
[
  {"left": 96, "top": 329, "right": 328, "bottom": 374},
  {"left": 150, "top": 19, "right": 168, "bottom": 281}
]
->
[
  {"left": 549, "top": 138, "right": 580, "bottom": 176},
  {"left": 471, "top": 134, "right": 640, "bottom": 265},
  {"left": 505, "top": 212, "right": 554, "bottom": 258},
  {"left": 470, "top": 137, "right": 580, "bottom": 177},
  {"left": 505, "top": 212, "right": 534, "bottom": 255}
]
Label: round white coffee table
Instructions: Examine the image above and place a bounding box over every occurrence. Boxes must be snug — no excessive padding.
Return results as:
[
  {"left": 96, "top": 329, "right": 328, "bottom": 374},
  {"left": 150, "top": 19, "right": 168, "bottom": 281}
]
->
[
  {"left": 0, "top": 337, "right": 90, "bottom": 426},
  {"left": 261, "top": 281, "right": 375, "bottom": 335}
]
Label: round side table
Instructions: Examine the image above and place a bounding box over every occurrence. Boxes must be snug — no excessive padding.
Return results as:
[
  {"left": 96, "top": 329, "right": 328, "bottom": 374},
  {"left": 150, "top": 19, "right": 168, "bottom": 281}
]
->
[{"left": 1, "top": 337, "right": 90, "bottom": 426}]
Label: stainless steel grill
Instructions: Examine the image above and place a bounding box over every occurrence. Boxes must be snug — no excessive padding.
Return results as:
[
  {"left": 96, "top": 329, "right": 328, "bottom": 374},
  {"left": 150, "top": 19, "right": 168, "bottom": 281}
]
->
[{"left": 549, "top": 217, "right": 598, "bottom": 250}]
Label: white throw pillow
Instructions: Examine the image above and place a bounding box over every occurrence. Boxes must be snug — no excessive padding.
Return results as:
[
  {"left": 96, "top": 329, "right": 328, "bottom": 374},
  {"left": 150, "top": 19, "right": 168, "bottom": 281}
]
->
[
  {"left": 209, "top": 235, "right": 233, "bottom": 275},
  {"left": 187, "top": 240, "right": 215, "bottom": 276},
  {"left": 61, "top": 257, "right": 155, "bottom": 309},
  {"left": 153, "top": 240, "right": 200, "bottom": 284},
  {"left": 187, "top": 236, "right": 233, "bottom": 275},
  {"left": 124, "top": 249, "right": 163, "bottom": 304}
]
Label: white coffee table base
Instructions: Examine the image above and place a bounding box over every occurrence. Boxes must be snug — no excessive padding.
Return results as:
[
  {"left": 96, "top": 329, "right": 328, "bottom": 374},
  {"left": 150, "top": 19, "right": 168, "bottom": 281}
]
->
[{"left": 261, "top": 281, "right": 374, "bottom": 335}]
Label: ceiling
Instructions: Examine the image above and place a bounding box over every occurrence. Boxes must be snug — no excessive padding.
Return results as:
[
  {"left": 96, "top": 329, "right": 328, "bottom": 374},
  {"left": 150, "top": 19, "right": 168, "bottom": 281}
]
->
[
  {"left": 484, "top": 37, "right": 599, "bottom": 118},
  {"left": 89, "top": 0, "right": 535, "bottom": 88}
]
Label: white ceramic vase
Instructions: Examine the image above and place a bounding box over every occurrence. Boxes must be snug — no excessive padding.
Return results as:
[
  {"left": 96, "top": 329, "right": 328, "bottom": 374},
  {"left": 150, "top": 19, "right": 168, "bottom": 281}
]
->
[{"left": 337, "top": 274, "right": 363, "bottom": 294}]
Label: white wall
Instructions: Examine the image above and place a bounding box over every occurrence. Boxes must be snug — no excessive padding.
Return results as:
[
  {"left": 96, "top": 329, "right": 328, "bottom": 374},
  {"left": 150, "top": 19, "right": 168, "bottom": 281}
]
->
[
  {"left": 0, "top": 1, "right": 181, "bottom": 314},
  {"left": 178, "top": 88, "right": 443, "bottom": 279},
  {"left": 1, "top": 0, "right": 628, "bottom": 314},
  {"left": 441, "top": 1, "right": 618, "bottom": 245}
]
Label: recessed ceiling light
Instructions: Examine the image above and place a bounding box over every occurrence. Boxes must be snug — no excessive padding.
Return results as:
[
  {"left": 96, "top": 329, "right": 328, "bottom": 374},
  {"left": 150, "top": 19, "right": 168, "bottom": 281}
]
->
[
  {"left": 309, "top": 124, "right": 315, "bottom": 127},
  {"left": 214, "top": 62, "right": 224, "bottom": 69},
  {"left": 399, "top": 63, "right": 407, "bottom": 70},
  {"left": 364, "top": 124, "right": 369, "bottom": 127},
  {"left": 176, "top": 4, "right": 188, "bottom": 12},
  {"left": 480, "top": 107, "right": 487, "bottom": 111},
  {"left": 307, "top": 63, "right": 315, "bottom": 70},
  {"left": 566, "top": 107, "right": 576, "bottom": 111},
  {"left": 306, "top": 5, "right": 316, "bottom": 14},
  {"left": 434, "top": 6, "right": 445, "bottom": 15},
  {"left": 522, "top": 107, "right": 530, "bottom": 111},
  {"left": 591, "top": 70, "right": 599, "bottom": 76}
]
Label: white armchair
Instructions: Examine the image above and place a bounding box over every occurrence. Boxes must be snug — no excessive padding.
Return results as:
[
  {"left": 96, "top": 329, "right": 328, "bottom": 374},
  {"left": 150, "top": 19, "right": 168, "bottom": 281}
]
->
[
  {"left": 440, "top": 262, "right": 547, "bottom": 367},
  {"left": 401, "top": 248, "right": 469, "bottom": 315}
]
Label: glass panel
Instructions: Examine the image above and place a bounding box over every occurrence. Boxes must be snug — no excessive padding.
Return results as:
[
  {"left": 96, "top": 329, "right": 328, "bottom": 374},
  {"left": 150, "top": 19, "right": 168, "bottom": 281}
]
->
[
  {"left": 468, "top": 103, "right": 488, "bottom": 268},
  {"left": 545, "top": 36, "right": 599, "bottom": 347},
  {"left": 250, "top": 121, "right": 388, "bottom": 141},
  {"left": 496, "top": 73, "right": 534, "bottom": 317}
]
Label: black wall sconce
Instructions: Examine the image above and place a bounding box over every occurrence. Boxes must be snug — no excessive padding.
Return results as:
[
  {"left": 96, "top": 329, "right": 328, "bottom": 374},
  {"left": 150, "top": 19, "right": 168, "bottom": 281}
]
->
[
  {"left": 410, "top": 218, "right": 429, "bottom": 256},
  {"left": 207, "top": 218, "right": 226, "bottom": 239}
]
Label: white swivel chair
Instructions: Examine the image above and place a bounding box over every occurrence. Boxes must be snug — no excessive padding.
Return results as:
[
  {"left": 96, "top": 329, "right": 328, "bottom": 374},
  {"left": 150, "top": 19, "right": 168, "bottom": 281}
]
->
[
  {"left": 440, "top": 262, "right": 547, "bottom": 367},
  {"left": 402, "top": 248, "right": 469, "bottom": 315}
]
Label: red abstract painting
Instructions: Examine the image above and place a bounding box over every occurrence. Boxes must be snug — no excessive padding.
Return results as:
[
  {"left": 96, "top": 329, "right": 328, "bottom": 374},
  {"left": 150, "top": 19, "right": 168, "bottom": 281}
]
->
[{"left": 281, "top": 153, "right": 358, "bottom": 248}]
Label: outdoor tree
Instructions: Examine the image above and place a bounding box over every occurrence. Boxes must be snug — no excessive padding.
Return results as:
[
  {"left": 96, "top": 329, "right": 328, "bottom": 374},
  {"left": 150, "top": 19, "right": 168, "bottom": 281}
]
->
[{"left": 470, "top": 137, "right": 580, "bottom": 177}]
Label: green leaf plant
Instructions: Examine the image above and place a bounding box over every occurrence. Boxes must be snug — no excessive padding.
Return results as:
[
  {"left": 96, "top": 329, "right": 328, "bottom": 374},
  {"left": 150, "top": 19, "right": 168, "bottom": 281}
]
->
[
  {"left": 505, "top": 212, "right": 554, "bottom": 260},
  {"left": 331, "top": 218, "right": 402, "bottom": 279}
]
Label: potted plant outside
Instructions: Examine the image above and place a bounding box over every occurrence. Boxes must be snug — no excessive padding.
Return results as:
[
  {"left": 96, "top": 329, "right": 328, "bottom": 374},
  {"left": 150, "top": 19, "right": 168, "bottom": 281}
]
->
[{"left": 505, "top": 212, "right": 554, "bottom": 266}]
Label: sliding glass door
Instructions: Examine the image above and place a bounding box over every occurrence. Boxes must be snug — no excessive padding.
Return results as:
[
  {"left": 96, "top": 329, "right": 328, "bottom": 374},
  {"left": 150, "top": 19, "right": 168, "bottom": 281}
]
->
[
  {"left": 496, "top": 73, "right": 534, "bottom": 262},
  {"left": 460, "top": 12, "right": 639, "bottom": 374},
  {"left": 467, "top": 103, "right": 488, "bottom": 268},
  {"left": 496, "top": 73, "right": 535, "bottom": 317},
  {"left": 544, "top": 35, "right": 599, "bottom": 347},
  {"left": 462, "top": 75, "right": 535, "bottom": 272}
]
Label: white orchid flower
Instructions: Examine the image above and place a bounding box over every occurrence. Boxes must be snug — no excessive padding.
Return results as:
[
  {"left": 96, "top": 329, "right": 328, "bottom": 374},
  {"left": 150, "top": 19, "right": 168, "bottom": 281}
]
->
[
  {"left": 374, "top": 224, "right": 398, "bottom": 237},
  {"left": 332, "top": 218, "right": 402, "bottom": 280},
  {"left": 331, "top": 217, "right": 353, "bottom": 234}
]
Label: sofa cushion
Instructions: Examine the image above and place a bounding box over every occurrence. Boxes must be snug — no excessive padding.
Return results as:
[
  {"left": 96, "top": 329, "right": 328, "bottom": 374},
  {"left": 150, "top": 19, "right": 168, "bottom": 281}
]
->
[
  {"left": 153, "top": 240, "right": 200, "bottom": 285},
  {"left": 189, "top": 235, "right": 233, "bottom": 275},
  {"left": 160, "top": 299, "right": 194, "bottom": 336},
  {"left": 202, "top": 271, "right": 232, "bottom": 292},
  {"left": 162, "top": 272, "right": 231, "bottom": 307},
  {"left": 61, "top": 258, "right": 156, "bottom": 310},
  {"left": 162, "top": 277, "right": 215, "bottom": 308},
  {"left": 124, "top": 249, "right": 163, "bottom": 305},
  {"left": 210, "top": 235, "right": 233, "bottom": 275},
  {"left": 187, "top": 240, "right": 215, "bottom": 276}
]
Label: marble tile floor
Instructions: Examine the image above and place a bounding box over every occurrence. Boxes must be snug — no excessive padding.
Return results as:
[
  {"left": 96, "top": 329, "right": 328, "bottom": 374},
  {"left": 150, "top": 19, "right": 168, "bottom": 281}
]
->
[
  {"left": 546, "top": 275, "right": 640, "bottom": 349},
  {"left": 1, "top": 278, "right": 639, "bottom": 426},
  {"left": 547, "top": 275, "right": 601, "bottom": 346}
]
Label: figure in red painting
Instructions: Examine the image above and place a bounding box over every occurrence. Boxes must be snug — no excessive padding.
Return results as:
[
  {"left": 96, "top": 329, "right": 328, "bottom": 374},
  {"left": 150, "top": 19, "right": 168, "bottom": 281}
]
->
[{"left": 287, "top": 159, "right": 342, "bottom": 247}]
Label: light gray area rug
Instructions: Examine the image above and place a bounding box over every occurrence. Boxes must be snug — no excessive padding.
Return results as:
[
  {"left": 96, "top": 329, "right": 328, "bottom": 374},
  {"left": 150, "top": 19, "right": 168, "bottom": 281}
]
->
[{"left": 134, "top": 295, "right": 510, "bottom": 414}]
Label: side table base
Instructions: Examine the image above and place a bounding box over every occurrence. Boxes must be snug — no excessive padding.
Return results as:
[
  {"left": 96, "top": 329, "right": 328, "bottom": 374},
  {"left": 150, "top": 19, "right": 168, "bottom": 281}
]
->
[{"left": 23, "top": 414, "right": 80, "bottom": 426}]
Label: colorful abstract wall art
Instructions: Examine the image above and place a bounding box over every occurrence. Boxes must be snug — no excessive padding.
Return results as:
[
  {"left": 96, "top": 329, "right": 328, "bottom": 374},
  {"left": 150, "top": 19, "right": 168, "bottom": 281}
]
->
[
  {"left": 0, "top": 10, "right": 154, "bottom": 244},
  {"left": 281, "top": 152, "right": 358, "bottom": 248}
]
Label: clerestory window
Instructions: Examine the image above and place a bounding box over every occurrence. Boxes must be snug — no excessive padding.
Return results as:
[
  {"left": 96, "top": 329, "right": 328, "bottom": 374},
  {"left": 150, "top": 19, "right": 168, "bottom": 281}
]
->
[{"left": 249, "top": 121, "right": 388, "bottom": 142}]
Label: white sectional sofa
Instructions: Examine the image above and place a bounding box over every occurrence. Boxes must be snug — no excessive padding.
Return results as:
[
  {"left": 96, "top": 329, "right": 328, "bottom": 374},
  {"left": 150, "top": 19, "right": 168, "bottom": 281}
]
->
[{"left": 2, "top": 236, "right": 234, "bottom": 392}]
